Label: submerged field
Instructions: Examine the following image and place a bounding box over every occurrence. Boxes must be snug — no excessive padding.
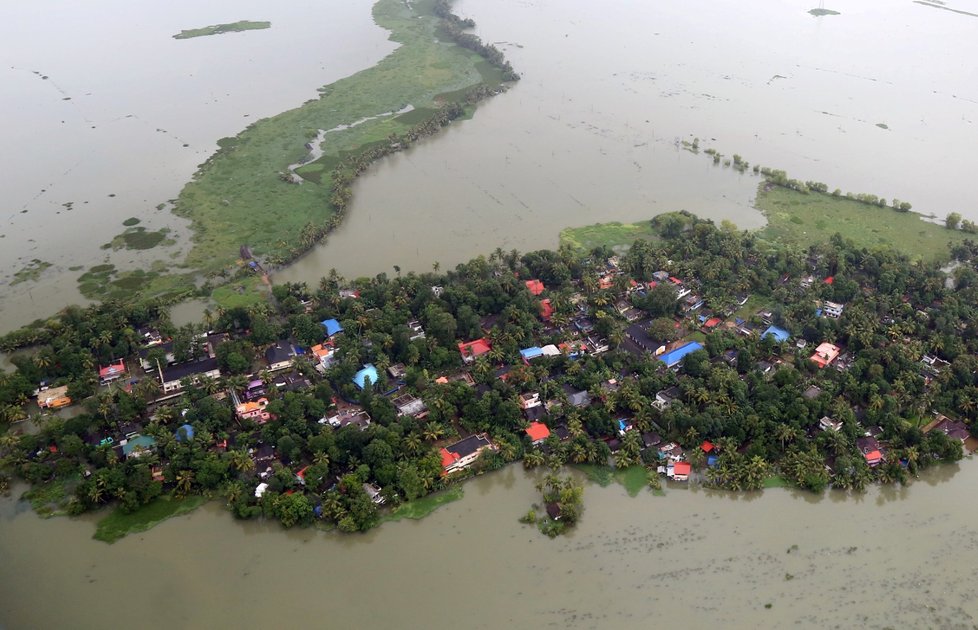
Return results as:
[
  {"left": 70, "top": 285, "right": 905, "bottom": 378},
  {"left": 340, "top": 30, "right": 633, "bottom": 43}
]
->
[
  {"left": 755, "top": 185, "right": 967, "bottom": 262},
  {"left": 560, "top": 185, "right": 968, "bottom": 263}
]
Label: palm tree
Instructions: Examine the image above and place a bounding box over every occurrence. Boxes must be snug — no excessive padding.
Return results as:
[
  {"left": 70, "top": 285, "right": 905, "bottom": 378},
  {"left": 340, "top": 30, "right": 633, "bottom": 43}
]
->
[
  {"left": 523, "top": 450, "right": 545, "bottom": 469},
  {"left": 228, "top": 449, "right": 254, "bottom": 474},
  {"left": 175, "top": 470, "right": 194, "bottom": 497}
]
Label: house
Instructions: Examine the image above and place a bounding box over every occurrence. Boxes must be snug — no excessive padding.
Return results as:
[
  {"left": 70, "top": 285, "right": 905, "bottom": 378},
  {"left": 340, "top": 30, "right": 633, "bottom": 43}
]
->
[
  {"left": 562, "top": 384, "right": 592, "bottom": 408},
  {"left": 265, "top": 341, "right": 299, "bottom": 371},
  {"left": 137, "top": 327, "right": 165, "bottom": 347},
  {"left": 388, "top": 363, "right": 407, "bottom": 379},
  {"left": 540, "top": 344, "right": 561, "bottom": 358},
  {"left": 320, "top": 408, "right": 372, "bottom": 430},
  {"left": 458, "top": 338, "right": 492, "bottom": 363},
  {"left": 321, "top": 318, "right": 344, "bottom": 337},
  {"left": 539, "top": 299, "right": 554, "bottom": 322},
  {"left": 158, "top": 357, "right": 221, "bottom": 394},
  {"left": 353, "top": 364, "right": 379, "bottom": 390},
  {"left": 617, "top": 418, "right": 634, "bottom": 435},
  {"left": 701, "top": 440, "right": 715, "bottom": 454},
  {"left": 658, "top": 442, "right": 684, "bottom": 461},
  {"left": 520, "top": 346, "right": 544, "bottom": 363},
  {"left": 553, "top": 425, "right": 572, "bottom": 442},
  {"left": 585, "top": 336, "right": 610, "bottom": 354},
  {"left": 924, "top": 414, "right": 973, "bottom": 446},
  {"left": 823, "top": 301, "right": 845, "bottom": 319},
  {"left": 810, "top": 342, "right": 841, "bottom": 368},
  {"left": 624, "top": 320, "right": 667, "bottom": 355},
  {"left": 37, "top": 385, "right": 71, "bottom": 409},
  {"left": 363, "top": 483, "right": 386, "bottom": 505},
  {"left": 526, "top": 422, "right": 551, "bottom": 445},
  {"left": 761, "top": 326, "right": 790, "bottom": 343},
  {"left": 658, "top": 342, "right": 704, "bottom": 369},
  {"left": 439, "top": 434, "right": 495, "bottom": 473},
  {"left": 519, "top": 392, "right": 542, "bottom": 410},
  {"left": 310, "top": 343, "right": 337, "bottom": 372},
  {"left": 857, "top": 435, "right": 883, "bottom": 466},
  {"left": 671, "top": 461, "right": 691, "bottom": 481},
  {"left": 642, "top": 432, "right": 663, "bottom": 449},
  {"left": 98, "top": 359, "right": 126, "bottom": 384},
  {"left": 653, "top": 386, "right": 681, "bottom": 411},
  {"left": 392, "top": 393, "right": 428, "bottom": 418},
  {"left": 236, "top": 398, "right": 271, "bottom": 422},
  {"left": 803, "top": 385, "right": 823, "bottom": 400},
  {"left": 406, "top": 320, "right": 426, "bottom": 341},
  {"left": 272, "top": 371, "right": 310, "bottom": 393},
  {"left": 243, "top": 378, "right": 266, "bottom": 401},
  {"left": 819, "top": 416, "right": 843, "bottom": 432},
  {"left": 525, "top": 279, "right": 545, "bottom": 296}
]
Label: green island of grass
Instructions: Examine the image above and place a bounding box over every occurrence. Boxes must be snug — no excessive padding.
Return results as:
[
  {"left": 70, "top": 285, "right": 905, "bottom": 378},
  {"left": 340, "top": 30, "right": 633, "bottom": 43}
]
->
[
  {"left": 382, "top": 485, "right": 464, "bottom": 522},
  {"left": 574, "top": 464, "right": 649, "bottom": 497},
  {"left": 173, "top": 21, "right": 271, "bottom": 40},
  {"left": 93, "top": 495, "right": 208, "bottom": 543}
]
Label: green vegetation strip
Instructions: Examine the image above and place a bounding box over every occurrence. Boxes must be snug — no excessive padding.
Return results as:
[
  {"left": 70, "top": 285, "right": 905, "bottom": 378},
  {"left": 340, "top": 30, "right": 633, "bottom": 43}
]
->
[
  {"left": 755, "top": 185, "right": 967, "bottom": 262},
  {"left": 93, "top": 495, "right": 207, "bottom": 543},
  {"left": 763, "top": 475, "right": 788, "bottom": 489},
  {"left": 173, "top": 21, "right": 271, "bottom": 40},
  {"left": 382, "top": 485, "right": 464, "bottom": 522}
]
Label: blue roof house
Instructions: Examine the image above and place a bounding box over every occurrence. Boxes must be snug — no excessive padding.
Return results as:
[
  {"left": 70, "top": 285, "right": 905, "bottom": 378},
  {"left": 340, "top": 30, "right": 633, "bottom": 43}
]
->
[
  {"left": 321, "top": 319, "right": 344, "bottom": 337},
  {"left": 658, "top": 342, "right": 704, "bottom": 368},
  {"left": 761, "top": 326, "right": 790, "bottom": 343},
  {"left": 520, "top": 347, "right": 543, "bottom": 362},
  {"left": 353, "top": 364, "right": 379, "bottom": 390}
]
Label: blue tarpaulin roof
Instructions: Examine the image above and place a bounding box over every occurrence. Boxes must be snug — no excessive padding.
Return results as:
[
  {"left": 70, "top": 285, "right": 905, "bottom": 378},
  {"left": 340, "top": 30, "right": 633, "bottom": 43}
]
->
[
  {"left": 321, "top": 319, "right": 343, "bottom": 337},
  {"left": 520, "top": 347, "right": 543, "bottom": 361},
  {"left": 761, "top": 326, "right": 790, "bottom": 342},
  {"left": 353, "top": 364, "right": 378, "bottom": 390},
  {"left": 658, "top": 342, "right": 704, "bottom": 368},
  {"left": 175, "top": 424, "right": 194, "bottom": 442}
]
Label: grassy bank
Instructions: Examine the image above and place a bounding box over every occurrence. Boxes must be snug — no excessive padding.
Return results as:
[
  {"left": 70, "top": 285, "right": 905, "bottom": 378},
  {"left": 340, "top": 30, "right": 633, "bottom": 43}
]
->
[
  {"left": 173, "top": 21, "right": 271, "bottom": 40},
  {"left": 93, "top": 495, "right": 207, "bottom": 543},
  {"left": 172, "top": 0, "right": 504, "bottom": 277},
  {"left": 382, "top": 485, "right": 464, "bottom": 522},
  {"left": 559, "top": 221, "right": 660, "bottom": 252},
  {"left": 755, "top": 184, "right": 966, "bottom": 262}
]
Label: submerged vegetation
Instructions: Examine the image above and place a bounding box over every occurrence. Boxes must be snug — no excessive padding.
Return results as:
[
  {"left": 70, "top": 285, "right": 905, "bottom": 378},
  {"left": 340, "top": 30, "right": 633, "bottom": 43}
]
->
[
  {"left": 10, "top": 259, "right": 52, "bottom": 286},
  {"left": 93, "top": 495, "right": 207, "bottom": 543},
  {"left": 173, "top": 21, "right": 271, "bottom": 40}
]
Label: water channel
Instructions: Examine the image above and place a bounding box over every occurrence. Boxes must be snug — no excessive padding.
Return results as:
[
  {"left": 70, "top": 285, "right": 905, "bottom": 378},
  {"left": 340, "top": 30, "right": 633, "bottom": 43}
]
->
[{"left": 2, "top": 463, "right": 978, "bottom": 628}]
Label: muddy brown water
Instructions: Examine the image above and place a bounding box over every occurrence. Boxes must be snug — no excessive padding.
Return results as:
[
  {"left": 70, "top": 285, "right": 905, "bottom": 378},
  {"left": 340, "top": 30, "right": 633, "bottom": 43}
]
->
[
  {"left": 2, "top": 463, "right": 978, "bottom": 628},
  {"left": 279, "top": 0, "right": 978, "bottom": 282}
]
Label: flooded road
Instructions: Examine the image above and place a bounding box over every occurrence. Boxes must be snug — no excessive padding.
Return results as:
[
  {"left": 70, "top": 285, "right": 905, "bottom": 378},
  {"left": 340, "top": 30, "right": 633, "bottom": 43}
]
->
[
  {"left": 0, "top": 0, "right": 393, "bottom": 333},
  {"left": 2, "top": 463, "right": 978, "bottom": 628},
  {"left": 280, "top": 0, "right": 978, "bottom": 281}
]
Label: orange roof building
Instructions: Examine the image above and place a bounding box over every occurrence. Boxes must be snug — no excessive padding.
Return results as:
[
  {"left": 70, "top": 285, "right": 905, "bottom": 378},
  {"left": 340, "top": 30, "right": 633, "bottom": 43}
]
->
[
  {"left": 672, "top": 461, "right": 692, "bottom": 480},
  {"left": 37, "top": 385, "right": 71, "bottom": 409},
  {"left": 810, "top": 342, "right": 841, "bottom": 368},
  {"left": 458, "top": 338, "right": 492, "bottom": 363},
  {"left": 525, "top": 279, "right": 545, "bottom": 296},
  {"left": 539, "top": 299, "right": 554, "bottom": 322},
  {"left": 701, "top": 440, "right": 715, "bottom": 453},
  {"left": 525, "top": 422, "right": 551, "bottom": 444}
]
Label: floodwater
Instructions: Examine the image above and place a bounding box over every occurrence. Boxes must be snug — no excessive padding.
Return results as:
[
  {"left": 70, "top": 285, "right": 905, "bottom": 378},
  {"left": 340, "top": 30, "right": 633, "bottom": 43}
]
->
[
  {"left": 0, "top": 0, "right": 394, "bottom": 333},
  {"left": 2, "top": 463, "right": 978, "bottom": 628},
  {"left": 279, "top": 0, "right": 978, "bottom": 281}
]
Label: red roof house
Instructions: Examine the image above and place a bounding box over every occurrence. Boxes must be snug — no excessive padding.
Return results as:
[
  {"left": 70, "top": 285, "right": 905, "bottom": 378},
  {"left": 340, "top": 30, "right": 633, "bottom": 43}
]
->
[
  {"left": 99, "top": 359, "right": 126, "bottom": 383},
  {"left": 701, "top": 440, "right": 715, "bottom": 453},
  {"left": 539, "top": 299, "right": 554, "bottom": 322},
  {"left": 526, "top": 422, "right": 551, "bottom": 444},
  {"left": 525, "top": 279, "right": 545, "bottom": 296},
  {"left": 458, "top": 338, "right": 492, "bottom": 363},
  {"left": 672, "top": 461, "right": 692, "bottom": 481}
]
